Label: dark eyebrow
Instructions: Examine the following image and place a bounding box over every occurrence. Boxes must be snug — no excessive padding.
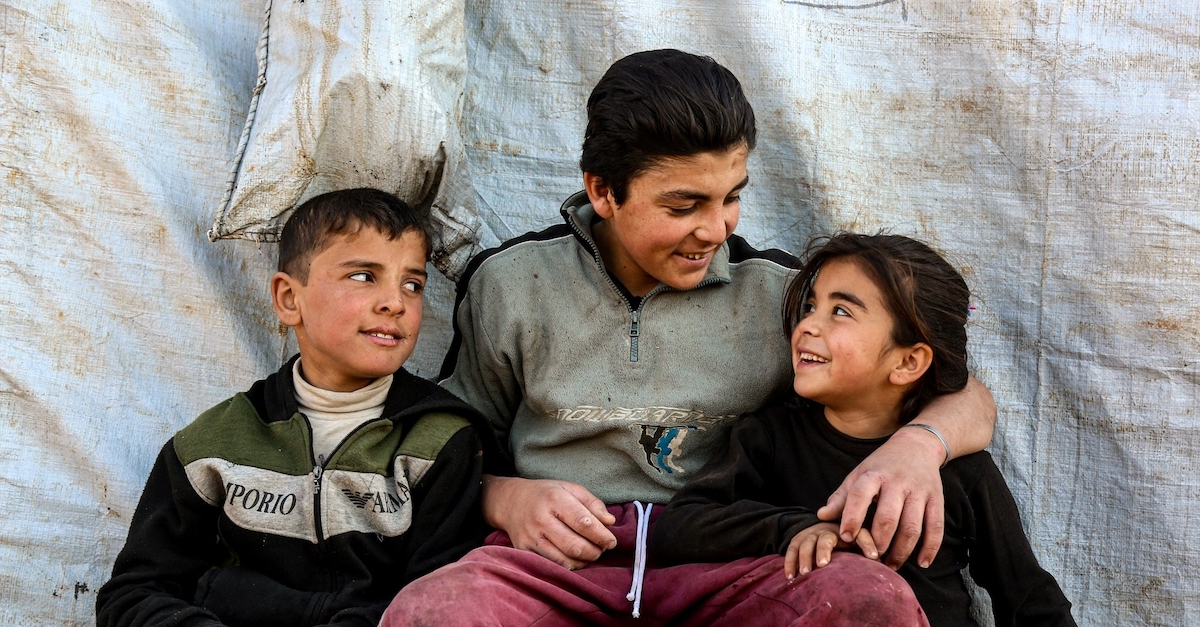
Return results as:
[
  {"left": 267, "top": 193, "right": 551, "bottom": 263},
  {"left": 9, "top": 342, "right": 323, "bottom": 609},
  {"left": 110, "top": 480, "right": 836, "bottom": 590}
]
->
[
  {"left": 658, "top": 189, "right": 710, "bottom": 203},
  {"left": 657, "top": 176, "right": 750, "bottom": 203},
  {"left": 337, "top": 260, "right": 428, "bottom": 278},
  {"left": 338, "top": 260, "right": 384, "bottom": 272},
  {"left": 831, "top": 291, "right": 867, "bottom": 310}
]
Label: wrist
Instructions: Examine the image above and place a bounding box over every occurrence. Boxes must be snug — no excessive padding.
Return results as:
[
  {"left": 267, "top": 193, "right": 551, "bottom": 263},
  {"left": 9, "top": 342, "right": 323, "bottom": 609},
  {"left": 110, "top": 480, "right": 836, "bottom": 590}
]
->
[
  {"left": 480, "top": 474, "right": 513, "bottom": 528},
  {"left": 898, "top": 423, "right": 952, "bottom": 468}
]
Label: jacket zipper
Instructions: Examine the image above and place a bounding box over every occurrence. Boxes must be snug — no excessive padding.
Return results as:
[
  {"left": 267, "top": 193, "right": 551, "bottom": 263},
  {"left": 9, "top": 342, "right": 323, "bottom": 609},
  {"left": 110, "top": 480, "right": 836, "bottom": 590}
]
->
[
  {"left": 302, "top": 411, "right": 325, "bottom": 545},
  {"left": 296, "top": 410, "right": 396, "bottom": 612},
  {"left": 308, "top": 414, "right": 394, "bottom": 543},
  {"left": 312, "top": 462, "right": 324, "bottom": 541}
]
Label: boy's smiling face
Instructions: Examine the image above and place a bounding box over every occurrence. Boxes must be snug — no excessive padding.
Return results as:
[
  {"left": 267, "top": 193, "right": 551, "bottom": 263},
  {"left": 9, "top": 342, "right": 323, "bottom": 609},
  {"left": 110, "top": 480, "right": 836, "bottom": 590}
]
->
[
  {"left": 587, "top": 145, "right": 749, "bottom": 296},
  {"left": 272, "top": 227, "right": 427, "bottom": 392}
]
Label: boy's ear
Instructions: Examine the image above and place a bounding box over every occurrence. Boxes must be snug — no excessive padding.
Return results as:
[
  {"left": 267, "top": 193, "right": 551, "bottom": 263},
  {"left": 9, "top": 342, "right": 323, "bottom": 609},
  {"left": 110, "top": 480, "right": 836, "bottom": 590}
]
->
[
  {"left": 584, "top": 172, "right": 617, "bottom": 219},
  {"left": 271, "top": 271, "right": 303, "bottom": 328},
  {"left": 890, "top": 343, "right": 933, "bottom": 387}
]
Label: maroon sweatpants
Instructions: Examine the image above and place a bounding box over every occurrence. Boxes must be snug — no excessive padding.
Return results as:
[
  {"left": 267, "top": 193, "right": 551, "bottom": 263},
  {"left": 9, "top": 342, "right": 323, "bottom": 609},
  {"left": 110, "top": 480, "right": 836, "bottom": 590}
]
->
[{"left": 381, "top": 503, "right": 929, "bottom": 626}]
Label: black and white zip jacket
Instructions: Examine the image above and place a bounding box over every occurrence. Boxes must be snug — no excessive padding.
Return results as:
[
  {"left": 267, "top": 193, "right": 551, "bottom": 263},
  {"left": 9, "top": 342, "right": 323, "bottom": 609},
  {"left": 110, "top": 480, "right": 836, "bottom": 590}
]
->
[{"left": 97, "top": 356, "right": 497, "bottom": 627}]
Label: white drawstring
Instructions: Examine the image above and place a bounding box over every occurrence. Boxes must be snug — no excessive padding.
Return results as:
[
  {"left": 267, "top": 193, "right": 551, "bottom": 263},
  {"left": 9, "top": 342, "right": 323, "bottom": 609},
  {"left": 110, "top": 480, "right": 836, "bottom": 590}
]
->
[{"left": 625, "top": 501, "right": 653, "bottom": 618}]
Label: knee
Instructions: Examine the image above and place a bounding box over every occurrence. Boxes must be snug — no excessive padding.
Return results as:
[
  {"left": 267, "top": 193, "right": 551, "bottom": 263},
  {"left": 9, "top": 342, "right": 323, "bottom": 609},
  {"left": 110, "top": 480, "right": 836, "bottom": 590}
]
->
[
  {"left": 792, "top": 554, "right": 927, "bottom": 626},
  {"left": 379, "top": 554, "right": 494, "bottom": 627},
  {"left": 378, "top": 571, "right": 455, "bottom": 627},
  {"left": 818, "top": 553, "right": 916, "bottom": 600}
]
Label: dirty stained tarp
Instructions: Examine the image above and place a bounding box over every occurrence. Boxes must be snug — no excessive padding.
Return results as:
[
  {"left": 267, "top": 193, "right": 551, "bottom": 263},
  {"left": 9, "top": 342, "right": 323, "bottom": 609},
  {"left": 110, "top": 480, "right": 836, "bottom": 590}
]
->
[{"left": 0, "top": 1, "right": 1198, "bottom": 626}]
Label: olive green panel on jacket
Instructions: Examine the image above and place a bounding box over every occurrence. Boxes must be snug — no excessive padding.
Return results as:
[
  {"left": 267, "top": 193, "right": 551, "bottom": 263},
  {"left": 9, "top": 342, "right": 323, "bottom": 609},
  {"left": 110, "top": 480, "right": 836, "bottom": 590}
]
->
[
  {"left": 175, "top": 396, "right": 472, "bottom": 478},
  {"left": 174, "top": 394, "right": 314, "bottom": 475},
  {"left": 335, "top": 412, "right": 472, "bottom": 472}
]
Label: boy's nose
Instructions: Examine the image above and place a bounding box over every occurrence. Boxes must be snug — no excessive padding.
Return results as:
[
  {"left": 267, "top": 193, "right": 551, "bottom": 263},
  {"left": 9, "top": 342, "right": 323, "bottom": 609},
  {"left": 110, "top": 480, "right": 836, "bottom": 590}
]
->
[
  {"left": 693, "top": 204, "right": 737, "bottom": 245},
  {"left": 377, "top": 289, "right": 407, "bottom": 314}
]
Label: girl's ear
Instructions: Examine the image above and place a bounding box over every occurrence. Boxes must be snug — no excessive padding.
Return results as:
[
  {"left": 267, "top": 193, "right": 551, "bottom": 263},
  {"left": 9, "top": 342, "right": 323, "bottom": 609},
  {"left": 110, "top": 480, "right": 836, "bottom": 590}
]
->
[
  {"left": 890, "top": 343, "right": 933, "bottom": 387},
  {"left": 271, "top": 271, "right": 303, "bottom": 328},
  {"left": 584, "top": 172, "right": 618, "bottom": 219}
]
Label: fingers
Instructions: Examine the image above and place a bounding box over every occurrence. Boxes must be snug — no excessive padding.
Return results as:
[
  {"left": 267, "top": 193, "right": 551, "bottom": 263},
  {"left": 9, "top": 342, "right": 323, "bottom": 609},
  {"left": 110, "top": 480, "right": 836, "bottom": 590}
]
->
[
  {"left": 853, "top": 527, "right": 879, "bottom": 561},
  {"left": 867, "top": 480, "right": 906, "bottom": 555},
  {"left": 784, "top": 537, "right": 802, "bottom": 580},
  {"left": 527, "top": 527, "right": 591, "bottom": 570},
  {"left": 508, "top": 504, "right": 604, "bottom": 567},
  {"left": 497, "top": 480, "right": 615, "bottom": 568},
  {"left": 817, "top": 486, "right": 846, "bottom": 522},
  {"left": 883, "top": 491, "right": 927, "bottom": 569},
  {"left": 785, "top": 532, "right": 818, "bottom": 580},
  {"left": 785, "top": 526, "right": 842, "bottom": 580},
  {"left": 914, "top": 491, "right": 945, "bottom": 568},
  {"left": 813, "top": 529, "right": 838, "bottom": 571},
  {"left": 837, "top": 472, "right": 884, "bottom": 543},
  {"left": 565, "top": 483, "right": 618, "bottom": 527},
  {"left": 560, "top": 484, "right": 618, "bottom": 550}
]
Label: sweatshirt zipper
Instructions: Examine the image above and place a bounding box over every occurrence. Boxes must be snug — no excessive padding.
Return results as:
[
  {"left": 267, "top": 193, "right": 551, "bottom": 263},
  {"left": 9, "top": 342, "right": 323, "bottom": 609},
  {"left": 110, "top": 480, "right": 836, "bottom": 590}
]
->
[
  {"left": 563, "top": 205, "right": 727, "bottom": 362},
  {"left": 566, "top": 213, "right": 660, "bottom": 363},
  {"left": 628, "top": 310, "right": 640, "bottom": 362}
]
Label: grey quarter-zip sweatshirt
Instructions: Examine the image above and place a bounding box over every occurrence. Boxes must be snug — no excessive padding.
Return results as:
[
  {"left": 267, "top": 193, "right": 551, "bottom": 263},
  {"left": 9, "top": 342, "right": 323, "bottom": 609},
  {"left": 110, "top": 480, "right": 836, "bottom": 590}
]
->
[{"left": 439, "top": 192, "right": 798, "bottom": 504}]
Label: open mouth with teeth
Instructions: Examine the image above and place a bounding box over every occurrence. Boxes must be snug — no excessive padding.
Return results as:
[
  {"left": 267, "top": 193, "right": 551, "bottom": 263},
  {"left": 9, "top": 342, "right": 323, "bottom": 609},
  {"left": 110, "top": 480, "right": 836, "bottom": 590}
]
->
[
  {"left": 798, "top": 352, "right": 829, "bottom": 364},
  {"left": 366, "top": 332, "right": 397, "bottom": 340}
]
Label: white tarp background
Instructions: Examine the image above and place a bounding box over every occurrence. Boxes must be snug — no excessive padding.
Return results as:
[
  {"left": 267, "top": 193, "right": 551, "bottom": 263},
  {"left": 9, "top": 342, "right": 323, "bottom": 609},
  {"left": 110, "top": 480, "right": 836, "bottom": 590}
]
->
[
  {"left": 0, "top": 0, "right": 1196, "bottom": 625},
  {"left": 211, "top": 0, "right": 483, "bottom": 279}
]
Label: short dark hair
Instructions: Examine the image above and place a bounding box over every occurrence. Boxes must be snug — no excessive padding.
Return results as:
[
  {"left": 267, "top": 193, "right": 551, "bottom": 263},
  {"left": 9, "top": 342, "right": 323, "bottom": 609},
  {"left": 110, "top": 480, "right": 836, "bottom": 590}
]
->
[
  {"left": 277, "top": 188, "right": 431, "bottom": 283},
  {"left": 782, "top": 233, "right": 971, "bottom": 422},
  {"left": 580, "top": 49, "right": 757, "bottom": 203}
]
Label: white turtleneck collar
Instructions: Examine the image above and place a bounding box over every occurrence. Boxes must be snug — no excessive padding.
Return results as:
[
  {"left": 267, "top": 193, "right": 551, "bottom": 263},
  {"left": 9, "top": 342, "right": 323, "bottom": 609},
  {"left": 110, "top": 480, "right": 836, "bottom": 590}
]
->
[{"left": 292, "top": 359, "right": 393, "bottom": 464}]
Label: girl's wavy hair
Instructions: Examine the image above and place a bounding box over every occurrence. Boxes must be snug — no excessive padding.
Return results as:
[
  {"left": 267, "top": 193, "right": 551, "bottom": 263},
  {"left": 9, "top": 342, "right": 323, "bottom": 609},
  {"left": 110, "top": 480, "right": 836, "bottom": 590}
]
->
[{"left": 782, "top": 233, "right": 971, "bottom": 422}]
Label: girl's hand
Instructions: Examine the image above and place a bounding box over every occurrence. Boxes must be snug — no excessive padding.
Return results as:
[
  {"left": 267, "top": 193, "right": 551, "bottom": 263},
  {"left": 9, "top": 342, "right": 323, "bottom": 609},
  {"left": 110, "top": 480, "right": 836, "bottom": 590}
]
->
[{"left": 784, "top": 522, "right": 879, "bottom": 580}]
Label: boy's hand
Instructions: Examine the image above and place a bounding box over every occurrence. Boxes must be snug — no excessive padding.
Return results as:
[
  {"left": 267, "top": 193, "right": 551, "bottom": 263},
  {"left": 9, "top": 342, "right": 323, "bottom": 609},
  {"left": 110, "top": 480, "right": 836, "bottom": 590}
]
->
[
  {"left": 816, "top": 427, "right": 944, "bottom": 569},
  {"left": 784, "top": 522, "right": 878, "bottom": 580},
  {"left": 481, "top": 475, "right": 617, "bottom": 569}
]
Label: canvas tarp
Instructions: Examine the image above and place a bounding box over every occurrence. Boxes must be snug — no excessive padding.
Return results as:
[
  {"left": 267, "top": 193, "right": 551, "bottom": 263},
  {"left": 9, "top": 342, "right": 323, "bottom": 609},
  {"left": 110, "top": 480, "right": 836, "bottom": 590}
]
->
[{"left": 0, "top": 1, "right": 1197, "bottom": 625}]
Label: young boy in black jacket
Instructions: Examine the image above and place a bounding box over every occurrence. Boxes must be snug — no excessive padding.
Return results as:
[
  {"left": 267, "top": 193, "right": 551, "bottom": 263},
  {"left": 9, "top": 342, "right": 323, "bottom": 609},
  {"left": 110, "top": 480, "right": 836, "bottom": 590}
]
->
[{"left": 97, "top": 188, "right": 498, "bottom": 627}]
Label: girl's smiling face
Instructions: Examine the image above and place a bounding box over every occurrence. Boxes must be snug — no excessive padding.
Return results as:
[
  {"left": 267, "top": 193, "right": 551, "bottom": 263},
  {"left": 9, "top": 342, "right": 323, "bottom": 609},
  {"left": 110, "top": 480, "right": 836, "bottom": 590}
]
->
[{"left": 790, "top": 257, "right": 923, "bottom": 437}]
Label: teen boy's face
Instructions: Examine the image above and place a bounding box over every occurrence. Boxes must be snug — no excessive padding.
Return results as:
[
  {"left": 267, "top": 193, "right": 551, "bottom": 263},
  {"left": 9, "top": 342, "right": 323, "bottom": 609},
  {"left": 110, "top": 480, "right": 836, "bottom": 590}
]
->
[
  {"left": 587, "top": 145, "right": 748, "bottom": 296},
  {"left": 272, "top": 228, "right": 427, "bottom": 392}
]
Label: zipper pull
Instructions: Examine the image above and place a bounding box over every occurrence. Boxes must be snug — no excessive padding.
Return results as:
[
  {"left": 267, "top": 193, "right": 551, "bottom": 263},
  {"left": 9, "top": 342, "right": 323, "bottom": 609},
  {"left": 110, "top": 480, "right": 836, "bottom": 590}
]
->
[
  {"left": 629, "top": 310, "right": 640, "bottom": 362},
  {"left": 313, "top": 465, "right": 323, "bottom": 496}
]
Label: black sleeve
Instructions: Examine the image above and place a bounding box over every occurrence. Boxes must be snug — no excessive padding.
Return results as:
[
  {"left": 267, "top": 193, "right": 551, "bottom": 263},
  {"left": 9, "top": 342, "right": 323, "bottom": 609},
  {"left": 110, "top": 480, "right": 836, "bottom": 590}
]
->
[
  {"left": 651, "top": 414, "right": 820, "bottom": 564},
  {"left": 963, "top": 456, "right": 1077, "bottom": 627},
  {"left": 194, "top": 567, "right": 346, "bottom": 627},
  {"left": 96, "top": 441, "right": 227, "bottom": 627},
  {"left": 400, "top": 425, "right": 487, "bottom": 580},
  {"left": 321, "top": 425, "right": 487, "bottom": 627}
]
